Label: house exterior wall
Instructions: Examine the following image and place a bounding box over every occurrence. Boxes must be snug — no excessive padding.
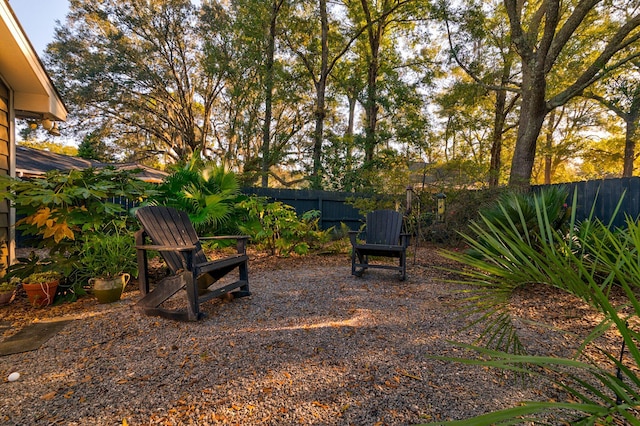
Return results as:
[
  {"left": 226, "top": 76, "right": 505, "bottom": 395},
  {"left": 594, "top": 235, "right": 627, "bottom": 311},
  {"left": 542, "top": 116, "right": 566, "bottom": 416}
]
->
[{"left": 0, "top": 79, "right": 11, "bottom": 269}]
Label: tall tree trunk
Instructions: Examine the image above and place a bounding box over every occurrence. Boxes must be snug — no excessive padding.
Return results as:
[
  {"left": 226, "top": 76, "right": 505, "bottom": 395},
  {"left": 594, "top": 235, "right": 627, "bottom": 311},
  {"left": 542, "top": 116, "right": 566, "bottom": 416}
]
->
[
  {"left": 361, "top": 0, "right": 382, "bottom": 163},
  {"left": 489, "top": 55, "right": 514, "bottom": 188},
  {"left": 343, "top": 91, "right": 358, "bottom": 174},
  {"left": 509, "top": 69, "right": 549, "bottom": 188},
  {"left": 261, "top": 1, "right": 282, "bottom": 188},
  {"left": 489, "top": 89, "right": 507, "bottom": 188},
  {"left": 623, "top": 117, "right": 638, "bottom": 177},
  {"left": 311, "top": 0, "right": 329, "bottom": 189},
  {"left": 544, "top": 109, "right": 556, "bottom": 184}
]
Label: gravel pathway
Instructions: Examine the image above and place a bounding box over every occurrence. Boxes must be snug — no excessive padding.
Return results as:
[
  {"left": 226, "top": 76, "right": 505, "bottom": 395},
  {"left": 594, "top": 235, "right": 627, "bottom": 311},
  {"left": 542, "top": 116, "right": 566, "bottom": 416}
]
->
[{"left": 0, "top": 249, "right": 573, "bottom": 425}]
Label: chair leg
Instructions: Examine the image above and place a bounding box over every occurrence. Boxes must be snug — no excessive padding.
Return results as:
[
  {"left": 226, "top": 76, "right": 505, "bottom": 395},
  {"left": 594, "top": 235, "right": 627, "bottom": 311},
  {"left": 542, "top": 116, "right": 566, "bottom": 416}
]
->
[
  {"left": 234, "top": 261, "right": 251, "bottom": 298},
  {"left": 399, "top": 251, "right": 407, "bottom": 281},
  {"left": 352, "top": 250, "right": 365, "bottom": 277},
  {"left": 185, "top": 272, "right": 200, "bottom": 321},
  {"left": 351, "top": 249, "right": 357, "bottom": 276}
]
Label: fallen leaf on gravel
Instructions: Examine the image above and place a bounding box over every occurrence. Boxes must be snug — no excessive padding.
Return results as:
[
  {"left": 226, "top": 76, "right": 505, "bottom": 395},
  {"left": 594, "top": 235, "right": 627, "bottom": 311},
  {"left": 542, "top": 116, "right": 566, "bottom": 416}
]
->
[
  {"left": 312, "top": 401, "right": 329, "bottom": 409},
  {"left": 397, "top": 369, "right": 422, "bottom": 381},
  {"left": 41, "top": 392, "right": 56, "bottom": 401},
  {"left": 180, "top": 356, "right": 189, "bottom": 368}
]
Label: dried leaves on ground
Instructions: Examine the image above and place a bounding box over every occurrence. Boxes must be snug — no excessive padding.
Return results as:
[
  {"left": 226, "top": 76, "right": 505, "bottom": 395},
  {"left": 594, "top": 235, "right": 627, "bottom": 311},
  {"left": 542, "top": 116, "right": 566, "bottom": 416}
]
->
[{"left": 0, "top": 245, "right": 627, "bottom": 425}]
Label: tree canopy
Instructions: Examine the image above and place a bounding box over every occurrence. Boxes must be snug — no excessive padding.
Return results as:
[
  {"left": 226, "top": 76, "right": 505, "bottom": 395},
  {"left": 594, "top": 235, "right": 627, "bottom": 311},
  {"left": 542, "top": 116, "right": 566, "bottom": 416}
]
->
[{"left": 41, "top": 0, "right": 640, "bottom": 190}]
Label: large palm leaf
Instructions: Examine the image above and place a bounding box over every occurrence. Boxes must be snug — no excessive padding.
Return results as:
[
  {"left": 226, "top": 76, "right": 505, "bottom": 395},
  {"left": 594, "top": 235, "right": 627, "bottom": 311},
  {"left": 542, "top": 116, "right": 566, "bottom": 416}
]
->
[{"left": 429, "top": 188, "right": 640, "bottom": 424}]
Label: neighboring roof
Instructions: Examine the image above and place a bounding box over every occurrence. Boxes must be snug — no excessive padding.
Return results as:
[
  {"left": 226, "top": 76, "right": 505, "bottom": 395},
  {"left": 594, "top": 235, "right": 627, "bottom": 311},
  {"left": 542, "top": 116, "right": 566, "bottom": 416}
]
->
[
  {"left": 0, "top": 0, "right": 68, "bottom": 121},
  {"left": 16, "top": 146, "right": 168, "bottom": 183}
]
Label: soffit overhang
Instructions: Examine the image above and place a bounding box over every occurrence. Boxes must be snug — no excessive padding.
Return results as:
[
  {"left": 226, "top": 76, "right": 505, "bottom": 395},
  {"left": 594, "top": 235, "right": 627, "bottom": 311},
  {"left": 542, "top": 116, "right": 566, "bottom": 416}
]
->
[{"left": 0, "top": 0, "right": 68, "bottom": 121}]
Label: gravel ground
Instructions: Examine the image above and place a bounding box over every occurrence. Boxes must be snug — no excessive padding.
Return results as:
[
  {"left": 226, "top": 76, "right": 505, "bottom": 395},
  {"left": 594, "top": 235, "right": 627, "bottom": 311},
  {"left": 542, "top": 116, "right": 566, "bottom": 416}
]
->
[{"left": 0, "top": 247, "right": 598, "bottom": 425}]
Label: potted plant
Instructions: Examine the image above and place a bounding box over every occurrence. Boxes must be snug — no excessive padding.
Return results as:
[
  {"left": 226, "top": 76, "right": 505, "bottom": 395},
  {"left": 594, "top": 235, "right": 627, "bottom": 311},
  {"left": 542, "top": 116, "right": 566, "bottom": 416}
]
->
[
  {"left": 0, "top": 276, "right": 19, "bottom": 306},
  {"left": 80, "top": 230, "right": 137, "bottom": 303},
  {"left": 22, "top": 271, "right": 61, "bottom": 307}
]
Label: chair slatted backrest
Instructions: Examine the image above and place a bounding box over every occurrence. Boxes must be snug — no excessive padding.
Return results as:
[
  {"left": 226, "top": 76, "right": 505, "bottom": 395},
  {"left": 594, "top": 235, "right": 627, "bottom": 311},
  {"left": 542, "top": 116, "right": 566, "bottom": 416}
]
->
[
  {"left": 136, "top": 206, "right": 209, "bottom": 274},
  {"left": 365, "top": 209, "right": 403, "bottom": 245}
]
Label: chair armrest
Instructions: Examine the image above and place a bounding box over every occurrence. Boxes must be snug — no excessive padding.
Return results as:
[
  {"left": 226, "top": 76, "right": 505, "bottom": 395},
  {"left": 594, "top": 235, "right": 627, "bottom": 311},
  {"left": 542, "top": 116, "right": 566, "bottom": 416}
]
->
[{"left": 135, "top": 244, "right": 197, "bottom": 252}]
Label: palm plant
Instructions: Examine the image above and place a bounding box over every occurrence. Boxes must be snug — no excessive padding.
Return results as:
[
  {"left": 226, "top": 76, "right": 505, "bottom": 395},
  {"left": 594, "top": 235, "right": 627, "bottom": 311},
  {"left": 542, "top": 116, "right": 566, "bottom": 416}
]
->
[
  {"left": 466, "top": 186, "right": 571, "bottom": 259},
  {"left": 153, "top": 154, "right": 244, "bottom": 235},
  {"left": 427, "top": 188, "right": 640, "bottom": 424}
]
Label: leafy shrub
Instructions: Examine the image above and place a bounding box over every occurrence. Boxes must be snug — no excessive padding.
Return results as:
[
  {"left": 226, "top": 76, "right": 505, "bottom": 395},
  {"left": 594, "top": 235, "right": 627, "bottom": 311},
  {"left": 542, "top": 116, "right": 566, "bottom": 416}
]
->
[
  {"left": 78, "top": 226, "right": 138, "bottom": 281},
  {"left": 466, "top": 186, "right": 571, "bottom": 257},
  {"left": 0, "top": 168, "right": 153, "bottom": 298},
  {"left": 237, "top": 197, "right": 331, "bottom": 256},
  {"left": 0, "top": 167, "right": 153, "bottom": 250},
  {"left": 418, "top": 186, "right": 507, "bottom": 246},
  {"left": 431, "top": 189, "right": 640, "bottom": 424}
]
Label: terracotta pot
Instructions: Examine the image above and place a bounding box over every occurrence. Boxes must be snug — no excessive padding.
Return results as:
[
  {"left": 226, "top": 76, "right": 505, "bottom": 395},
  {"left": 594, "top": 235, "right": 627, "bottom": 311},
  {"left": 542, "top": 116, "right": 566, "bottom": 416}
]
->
[
  {"left": 90, "top": 274, "right": 130, "bottom": 304},
  {"left": 23, "top": 281, "right": 58, "bottom": 307}
]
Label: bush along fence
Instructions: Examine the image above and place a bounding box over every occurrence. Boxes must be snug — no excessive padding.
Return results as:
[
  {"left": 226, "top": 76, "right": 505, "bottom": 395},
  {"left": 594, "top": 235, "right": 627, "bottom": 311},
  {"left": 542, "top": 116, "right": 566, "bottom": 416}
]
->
[
  {"left": 242, "top": 187, "right": 367, "bottom": 231},
  {"left": 15, "top": 178, "right": 635, "bottom": 247}
]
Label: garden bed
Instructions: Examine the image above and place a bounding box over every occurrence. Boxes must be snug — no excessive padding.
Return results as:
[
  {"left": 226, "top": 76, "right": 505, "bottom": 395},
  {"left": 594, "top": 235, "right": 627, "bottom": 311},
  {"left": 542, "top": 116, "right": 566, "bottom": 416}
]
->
[{"left": 0, "top": 245, "right": 628, "bottom": 425}]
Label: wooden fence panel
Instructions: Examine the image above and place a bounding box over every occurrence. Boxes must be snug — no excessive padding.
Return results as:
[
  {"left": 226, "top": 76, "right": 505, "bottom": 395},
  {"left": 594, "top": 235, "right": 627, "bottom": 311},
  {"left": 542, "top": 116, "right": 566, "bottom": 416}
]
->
[{"left": 539, "top": 177, "right": 640, "bottom": 228}]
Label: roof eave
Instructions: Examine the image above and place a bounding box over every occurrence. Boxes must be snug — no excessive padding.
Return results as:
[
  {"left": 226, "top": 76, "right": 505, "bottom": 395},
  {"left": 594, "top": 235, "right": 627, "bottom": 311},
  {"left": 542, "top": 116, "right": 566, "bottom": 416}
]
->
[{"left": 0, "top": 0, "right": 68, "bottom": 121}]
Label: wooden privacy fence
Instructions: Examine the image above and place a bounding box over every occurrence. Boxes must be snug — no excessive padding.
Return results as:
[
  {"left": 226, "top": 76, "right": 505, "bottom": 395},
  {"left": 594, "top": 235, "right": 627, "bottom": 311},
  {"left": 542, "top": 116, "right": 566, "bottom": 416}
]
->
[
  {"left": 537, "top": 177, "right": 640, "bottom": 228},
  {"left": 245, "top": 178, "right": 640, "bottom": 233}
]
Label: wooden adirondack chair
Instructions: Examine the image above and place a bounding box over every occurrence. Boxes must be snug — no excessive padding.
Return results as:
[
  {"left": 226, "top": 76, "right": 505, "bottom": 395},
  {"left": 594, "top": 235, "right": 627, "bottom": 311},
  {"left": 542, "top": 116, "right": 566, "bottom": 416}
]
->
[
  {"left": 134, "top": 206, "right": 250, "bottom": 321},
  {"left": 349, "top": 209, "right": 410, "bottom": 281}
]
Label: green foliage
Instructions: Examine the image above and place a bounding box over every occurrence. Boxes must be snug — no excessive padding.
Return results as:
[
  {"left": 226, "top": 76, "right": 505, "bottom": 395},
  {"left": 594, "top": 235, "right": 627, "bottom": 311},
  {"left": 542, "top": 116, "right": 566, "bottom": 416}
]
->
[
  {"left": 467, "top": 186, "right": 571, "bottom": 256},
  {"left": 0, "top": 276, "right": 20, "bottom": 292},
  {"left": 23, "top": 271, "right": 62, "bottom": 285},
  {"left": 237, "top": 197, "right": 331, "bottom": 257},
  {"left": 430, "top": 189, "right": 640, "bottom": 424},
  {"left": 5, "top": 252, "right": 55, "bottom": 281},
  {"left": 0, "top": 168, "right": 153, "bottom": 297},
  {"left": 79, "top": 227, "right": 138, "bottom": 280},
  {"left": 76, "top": 131, "right": 114, "bottom": 161},
  {"left": 18, "top": 140, "right": 78, "bottom": 157},
  {"left": 345, "top": 195, "right": 396, "bottom": 218},
  {"left": 417, "top": 186, "right": 507, "bottom": 245},
  {"left": 0, "top": 168, "right": 152, "bottom": 247},
  {"left": 152, "top": 157, "right": 244, "bottom": 235}
]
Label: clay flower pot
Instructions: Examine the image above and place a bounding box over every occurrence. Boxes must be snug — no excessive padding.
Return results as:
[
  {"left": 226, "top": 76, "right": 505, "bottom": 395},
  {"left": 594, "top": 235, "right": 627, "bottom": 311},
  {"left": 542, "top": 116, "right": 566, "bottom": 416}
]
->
[
  {"left": 22, "top": 272, "right": 62, "bottom": 307},
  {"left": 23, "top": 281, "right": 58, "bottom": 307},
  {"left": 0, "top": 289, "right": 15, "bottom": 306}
]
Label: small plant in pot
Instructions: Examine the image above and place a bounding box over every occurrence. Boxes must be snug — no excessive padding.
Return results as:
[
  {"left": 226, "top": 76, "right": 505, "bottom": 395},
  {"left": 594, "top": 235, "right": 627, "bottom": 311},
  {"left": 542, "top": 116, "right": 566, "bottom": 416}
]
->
[
  {"left": 80, "top": 230, "right": 138, "bottom": 303},
  {"left": 0, "top": 276, "right": 20, "bottom": 306},
  {"left": 22, "top": 271, "right": 62, "bottom": 307}
]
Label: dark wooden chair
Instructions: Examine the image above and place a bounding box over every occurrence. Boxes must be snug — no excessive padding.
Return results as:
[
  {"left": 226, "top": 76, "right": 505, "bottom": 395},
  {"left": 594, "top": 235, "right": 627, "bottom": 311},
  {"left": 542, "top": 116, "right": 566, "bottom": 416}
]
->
[
  {"left": 134, "top": 206, "right": 250, "bottom": 321},
  {"left": 349, "top": 209, "right": 410, "bottom": 281}
]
